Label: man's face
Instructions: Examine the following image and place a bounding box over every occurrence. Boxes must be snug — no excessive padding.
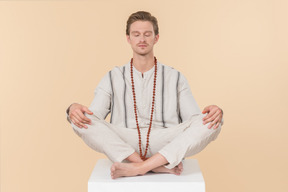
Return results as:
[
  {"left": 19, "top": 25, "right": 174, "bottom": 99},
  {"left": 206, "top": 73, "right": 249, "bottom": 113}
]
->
[{"left": 126, "top": 21, "right": 159, "bottom": 56}]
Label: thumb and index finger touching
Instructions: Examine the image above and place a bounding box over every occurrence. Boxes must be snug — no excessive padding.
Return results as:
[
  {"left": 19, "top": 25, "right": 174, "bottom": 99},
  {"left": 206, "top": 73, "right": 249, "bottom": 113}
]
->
[
  {"left": 202, "top": 105, "right": 217, "bottom": 121},
  {"left": 202, "top": 107, "right": 208, "bottom": 114},
  {"left": 202, "top": 105, "right": 212, "bottom": 114}
]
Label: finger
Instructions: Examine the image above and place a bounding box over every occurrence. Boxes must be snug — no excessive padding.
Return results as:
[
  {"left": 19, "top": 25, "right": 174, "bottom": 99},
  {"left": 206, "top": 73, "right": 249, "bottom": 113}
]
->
[
  {"left": 204, "top": 109, "right": 220, "bottom": 124},
  {"left": 72, "top": 117, "right": 87, "bottom": 128},
  {"left": 71, "top": 113, "right": 88, "bottom": 128},
  {"left": 71, "top": 118, "right": 84, "bottom": 128},
  {"left": 83, "top": 107, "right": 93, "bottom": 115},
  {"left": 208, "top": 115, "right": 220, "bottom": 129},
  {"left": 75, "top": 110, "right": 91, "bottom": 125},
  {"left": 213, "top": 121, "right": 220, "bottom": 129},
  {"left": 202, "top": 105, "right": 210, "bottom": 114},
  {"left": 70, "top": 118, "right": 78, "bottom": 127},
  {"left": 202, "top": 111, "right": 216, "bottom": 124},
  {"left": 202, "top": 106, "right": 218, "bottom": 121},
  {"left": 202, "top": 111, "right": 213, "bottom": 121},
  {"left": 77, "top": 120, "right": 88, "bottom": 129},
  {"left": 77, "top": 110, "right": 92, "bottom": 124},
  {"left": 70, "top": 114, "right": 81, "bottom": 128},
  {"left": 71, "top": 112, "right": 85, "bottom": 124}
]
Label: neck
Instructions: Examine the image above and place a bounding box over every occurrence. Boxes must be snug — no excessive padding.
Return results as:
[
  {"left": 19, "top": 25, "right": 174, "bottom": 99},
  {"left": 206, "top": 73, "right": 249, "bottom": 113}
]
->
[{"left": 132, "top": 53, "right": 155, "bottom": 73}]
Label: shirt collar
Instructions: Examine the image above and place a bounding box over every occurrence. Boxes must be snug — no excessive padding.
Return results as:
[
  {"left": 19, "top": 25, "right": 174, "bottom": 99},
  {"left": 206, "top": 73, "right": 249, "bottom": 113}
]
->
[{"left": 126, "top": 60, "right": 160, "bottom": 79}]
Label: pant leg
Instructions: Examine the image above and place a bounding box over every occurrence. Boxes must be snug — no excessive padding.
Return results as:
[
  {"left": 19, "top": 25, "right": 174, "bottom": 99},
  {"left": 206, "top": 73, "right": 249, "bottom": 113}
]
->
[
  {"left": 149, "top": 113, "right": 222, "bottom": 169},
  {"left": 71, "top": 113, "right": 136, "bottom": 163}
]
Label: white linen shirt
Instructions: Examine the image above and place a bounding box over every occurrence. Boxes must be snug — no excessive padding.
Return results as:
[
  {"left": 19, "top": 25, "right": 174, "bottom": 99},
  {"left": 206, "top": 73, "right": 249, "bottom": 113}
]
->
[{"left": 88, "top": 61, "right": 203, "bottom": 129}]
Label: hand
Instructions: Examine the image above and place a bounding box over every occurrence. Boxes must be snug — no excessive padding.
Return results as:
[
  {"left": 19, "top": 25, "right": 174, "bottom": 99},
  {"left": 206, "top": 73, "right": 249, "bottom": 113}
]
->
[
  {"left": 202, "top": 105, "right": 223, "bottom": 129},
  {"left": 68, "top": 103, "right": 93, "bottom": 129}
]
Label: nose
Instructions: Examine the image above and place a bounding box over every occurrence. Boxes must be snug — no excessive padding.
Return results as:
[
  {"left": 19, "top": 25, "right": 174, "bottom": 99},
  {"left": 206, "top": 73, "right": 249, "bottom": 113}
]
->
[{"left": 139, "top": 34, "right": 146, "bottom": 42}]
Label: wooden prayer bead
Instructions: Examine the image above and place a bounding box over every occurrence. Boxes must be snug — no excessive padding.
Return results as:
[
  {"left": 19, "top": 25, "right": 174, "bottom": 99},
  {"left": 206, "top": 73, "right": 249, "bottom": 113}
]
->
[{"left": 130, "top": 56, "right": 157, "bottom": 160}]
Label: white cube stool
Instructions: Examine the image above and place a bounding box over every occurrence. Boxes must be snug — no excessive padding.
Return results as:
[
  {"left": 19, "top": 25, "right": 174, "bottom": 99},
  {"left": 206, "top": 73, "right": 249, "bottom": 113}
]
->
[{"left": 88, "top": 159, "right": 205, "bottom": 192}]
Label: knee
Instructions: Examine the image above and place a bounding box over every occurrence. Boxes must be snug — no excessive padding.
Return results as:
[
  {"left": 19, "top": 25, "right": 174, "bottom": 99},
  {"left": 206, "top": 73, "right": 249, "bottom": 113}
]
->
[
  {"left": 205, "top": 120, "right": 222, "bottom": 141},
  {"left": 204, "top": 119, "right": 222, "bottom": 142},
  {"left": 71, "top": 113, "right": 103, "bottom": 135},
  {"left": 73, "top": 122, "right": 105, "bottom": 146},
  {"left": 71, "top": 122, "right": 88, "bottom": 138},
  {"left": 197, "top": 113, "right": 222, "bottom": 130},
  {"left": 210, "top": 125, "right": 221, "bottom": 141},
  {"left": 193, "top": 113, "right": 222, "bottom": 139}
]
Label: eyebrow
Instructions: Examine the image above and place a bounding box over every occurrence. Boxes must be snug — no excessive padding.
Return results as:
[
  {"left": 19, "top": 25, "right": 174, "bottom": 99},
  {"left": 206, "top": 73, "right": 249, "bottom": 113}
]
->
[{"left": 131, "top": 31, "right": 153, "bottom": 34}]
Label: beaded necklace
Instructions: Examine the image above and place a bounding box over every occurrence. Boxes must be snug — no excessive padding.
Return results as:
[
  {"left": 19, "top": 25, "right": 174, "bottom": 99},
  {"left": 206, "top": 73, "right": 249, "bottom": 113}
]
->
[{"left": 130, "top": 56, "right": 157, "bottom": 160}]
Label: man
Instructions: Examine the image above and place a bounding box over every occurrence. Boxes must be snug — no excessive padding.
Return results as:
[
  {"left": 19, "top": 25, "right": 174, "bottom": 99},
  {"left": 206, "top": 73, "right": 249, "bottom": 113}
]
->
[{"left": 66, "top": 11, "right": 224, "bottom": 179}]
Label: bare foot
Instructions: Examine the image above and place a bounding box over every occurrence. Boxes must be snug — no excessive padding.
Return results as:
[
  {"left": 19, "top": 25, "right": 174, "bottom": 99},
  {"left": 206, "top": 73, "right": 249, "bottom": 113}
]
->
[
  {"left": 178, "top": 161, "right": 184, "bottom": 172},
  {"left": 152, "top": 162, "right": 183, "bottom": 175},
  {"left": 110, "top": 162, "right": 147, "bottom": 179}
]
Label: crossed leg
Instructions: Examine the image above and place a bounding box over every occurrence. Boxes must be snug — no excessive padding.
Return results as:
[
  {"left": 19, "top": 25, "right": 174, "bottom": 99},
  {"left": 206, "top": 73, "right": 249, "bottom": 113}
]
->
[
  {"left": 71, "top": 113, "right": 183, "bottom": 176},
  {"left": 71, "top": 113, "right": 221, "bottom": 179},
  {"left": 110, "top": 113, "right": 222, "bottom": 179}
]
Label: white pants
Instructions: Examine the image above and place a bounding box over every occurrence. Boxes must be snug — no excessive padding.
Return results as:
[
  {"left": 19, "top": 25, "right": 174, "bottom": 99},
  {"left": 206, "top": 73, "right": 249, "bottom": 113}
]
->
[{"left": 71, "top": 113, "right": 221, "bottom": 169}]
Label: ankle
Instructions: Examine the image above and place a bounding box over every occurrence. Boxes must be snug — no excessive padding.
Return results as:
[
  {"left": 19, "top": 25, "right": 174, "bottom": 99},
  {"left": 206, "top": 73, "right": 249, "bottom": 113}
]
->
[
  {"left": 126, "top": 152, "right": 143, "bottom": 163},
  {"left": 136, "top": 161, "right": 150, "bottom": 175}
]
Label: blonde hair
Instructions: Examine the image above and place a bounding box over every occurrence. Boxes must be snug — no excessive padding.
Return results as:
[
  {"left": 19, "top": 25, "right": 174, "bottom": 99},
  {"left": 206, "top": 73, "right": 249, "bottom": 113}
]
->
[{"left": 126, "top": 11, "right": 159, "bottom": 35}]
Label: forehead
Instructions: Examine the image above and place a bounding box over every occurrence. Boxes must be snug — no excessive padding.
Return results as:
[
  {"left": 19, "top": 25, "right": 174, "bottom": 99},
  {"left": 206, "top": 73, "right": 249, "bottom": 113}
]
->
[{"left": 130, "top": 21, "right": 154, "bottom": 33}]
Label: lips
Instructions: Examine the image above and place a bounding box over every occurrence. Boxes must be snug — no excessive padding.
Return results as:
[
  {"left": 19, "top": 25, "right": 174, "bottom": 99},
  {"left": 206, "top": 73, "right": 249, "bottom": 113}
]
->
[{"left": 138, "top": 44, "right": 147, "bottom": 47}]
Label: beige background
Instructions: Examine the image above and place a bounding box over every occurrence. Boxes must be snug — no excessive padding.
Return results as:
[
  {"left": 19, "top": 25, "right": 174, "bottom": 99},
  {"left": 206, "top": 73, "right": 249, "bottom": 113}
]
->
[{"left": 0, "top": 0, "right": 287, "bottom": 192}]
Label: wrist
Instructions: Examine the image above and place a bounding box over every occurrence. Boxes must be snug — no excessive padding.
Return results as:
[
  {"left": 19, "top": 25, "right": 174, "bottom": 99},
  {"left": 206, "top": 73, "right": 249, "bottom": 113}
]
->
[{"left": 67, "top": 103, "right": 77, "bottom": 115}]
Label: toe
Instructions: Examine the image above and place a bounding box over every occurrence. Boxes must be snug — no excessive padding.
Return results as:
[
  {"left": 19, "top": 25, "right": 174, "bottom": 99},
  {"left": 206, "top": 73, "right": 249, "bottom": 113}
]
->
[{"left": 111, "top": 165, "right": 115, "bottom": 172}]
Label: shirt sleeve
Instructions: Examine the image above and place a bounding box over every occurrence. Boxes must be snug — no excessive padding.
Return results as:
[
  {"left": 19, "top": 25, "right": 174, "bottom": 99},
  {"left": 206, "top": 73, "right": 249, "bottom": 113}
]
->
[
  {"left": 88, "top": 72, "right": 112, "bottom": 120},
  {"left": 220, "top": 110, "right": 224, "bottom": 126},
  {"left": 178, "top": 73, "right": 201, "bottom": 122},
  {"left": 66, "top": 106, "right": 72, "bottom": 123},
  {"left": 178, "top": 72, "right": 224, "bottom": 127},
  {"left": 65, "top": 73, "right": 112, "bottom": 124}
]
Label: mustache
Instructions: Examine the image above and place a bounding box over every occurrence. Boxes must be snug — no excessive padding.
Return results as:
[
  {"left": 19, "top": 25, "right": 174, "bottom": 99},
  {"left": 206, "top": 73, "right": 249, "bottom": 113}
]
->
[{"left": 137, "top": 43, "right": 148, "bottom": 46}]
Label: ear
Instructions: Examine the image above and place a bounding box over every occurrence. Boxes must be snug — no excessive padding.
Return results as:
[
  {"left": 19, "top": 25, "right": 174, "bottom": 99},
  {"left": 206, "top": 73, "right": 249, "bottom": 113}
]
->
[
  {"left": 154, "top": 34, "right": 160, "bottom": 44},
  {"left": 126, "top": 35, "right": 131, "bottom": 44}
]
